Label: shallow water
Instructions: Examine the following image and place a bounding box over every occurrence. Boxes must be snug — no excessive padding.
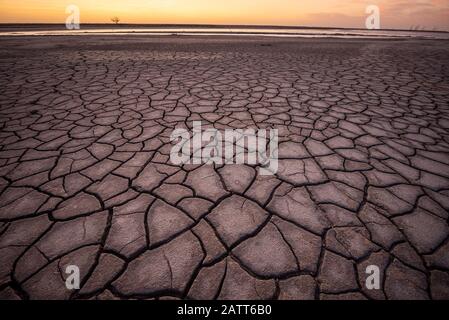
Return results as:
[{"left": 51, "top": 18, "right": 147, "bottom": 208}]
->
[{"left": 1, "top": 27, "right": 449, "bottom": 39}]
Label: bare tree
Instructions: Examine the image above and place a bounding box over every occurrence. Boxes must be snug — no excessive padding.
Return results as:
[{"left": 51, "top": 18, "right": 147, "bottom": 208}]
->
[{"left": 111, "top": 17, "right": 120, "bottom": 25}]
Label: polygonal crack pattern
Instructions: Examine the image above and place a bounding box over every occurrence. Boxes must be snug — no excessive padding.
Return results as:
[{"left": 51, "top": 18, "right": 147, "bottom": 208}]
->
[{"left": 0, "top": 36, "right": 449, "bottom": 300}]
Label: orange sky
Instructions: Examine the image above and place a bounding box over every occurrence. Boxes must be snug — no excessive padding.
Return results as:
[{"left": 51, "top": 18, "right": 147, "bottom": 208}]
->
[{"left": 1, "top": 0, "right": 448, "bottom": 31}]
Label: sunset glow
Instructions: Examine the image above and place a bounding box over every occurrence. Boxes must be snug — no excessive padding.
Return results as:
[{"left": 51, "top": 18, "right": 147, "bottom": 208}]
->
[{"left": 0, "top": 0, "right": 449, "bottom": 31}]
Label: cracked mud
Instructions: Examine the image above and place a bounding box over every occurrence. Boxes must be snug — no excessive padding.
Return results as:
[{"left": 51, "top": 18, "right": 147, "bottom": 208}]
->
[{"left": 0, "top": 36, "right": 449, "bottom": 300}]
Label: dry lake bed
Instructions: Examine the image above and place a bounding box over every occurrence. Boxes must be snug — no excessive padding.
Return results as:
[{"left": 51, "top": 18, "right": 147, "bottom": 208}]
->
[{"left": 0, "top": 35, "right": 449, "bottom": 300}]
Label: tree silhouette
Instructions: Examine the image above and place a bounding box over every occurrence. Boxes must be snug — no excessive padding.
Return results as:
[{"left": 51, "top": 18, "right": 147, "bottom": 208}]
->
[{"left": 111, "top": 17, "right": 120, "bottom": 25}]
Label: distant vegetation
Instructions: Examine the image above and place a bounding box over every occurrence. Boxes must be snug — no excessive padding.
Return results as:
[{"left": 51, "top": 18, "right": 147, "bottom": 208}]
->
[{"left": 111, "top": 17, "right": 120, "bottom": 25}]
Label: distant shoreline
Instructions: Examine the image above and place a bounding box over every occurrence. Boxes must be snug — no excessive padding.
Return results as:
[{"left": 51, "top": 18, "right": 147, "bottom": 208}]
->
[{"left": 0, "top": 23, "right": 448, "bottom": 34}]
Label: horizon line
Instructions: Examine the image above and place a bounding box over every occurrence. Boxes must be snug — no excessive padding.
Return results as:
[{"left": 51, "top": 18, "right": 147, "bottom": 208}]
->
[{"left": 0, "top": 23, "right": 447, "bottom": 34}]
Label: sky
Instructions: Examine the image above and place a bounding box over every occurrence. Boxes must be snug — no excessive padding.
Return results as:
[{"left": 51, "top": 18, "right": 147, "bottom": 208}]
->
[{"left": 0, "top": 0, "right": 448, "bottom": 31}]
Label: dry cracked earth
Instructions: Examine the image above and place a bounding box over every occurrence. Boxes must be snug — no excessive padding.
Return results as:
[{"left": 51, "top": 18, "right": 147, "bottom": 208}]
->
[{"left": 0, "top": 36, "right": 449, "bottom": 300}]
